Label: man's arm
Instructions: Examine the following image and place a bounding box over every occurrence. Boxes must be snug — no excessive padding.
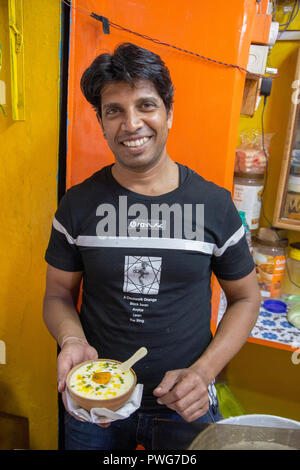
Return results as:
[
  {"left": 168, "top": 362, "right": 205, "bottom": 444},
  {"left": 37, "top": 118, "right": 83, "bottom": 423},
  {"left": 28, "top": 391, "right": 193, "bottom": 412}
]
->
[
  {"left": 153, "top": 268, "right": 261, "bottom": 421},
  {"left": 43, "top": 265, "right": 98, "bottom": 392}
]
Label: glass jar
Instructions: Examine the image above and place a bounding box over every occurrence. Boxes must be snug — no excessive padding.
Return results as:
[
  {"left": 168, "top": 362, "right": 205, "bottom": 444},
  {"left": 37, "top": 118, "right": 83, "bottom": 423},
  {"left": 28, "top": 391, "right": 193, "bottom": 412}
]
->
[
  {"left": 252, "top": 232, "right": 288, "bottom": 299},
  {"left": 284, "top": 170, "right": 300, "bottom": 220},
  {"left": 283, "top": 191, "right": 300, "bottom": 220},
  {"left": 281, "top": 242, "right": 300, "bottom": 296},
  {"left": 233, "top": 173, "right": 264, "bottom": 234}
]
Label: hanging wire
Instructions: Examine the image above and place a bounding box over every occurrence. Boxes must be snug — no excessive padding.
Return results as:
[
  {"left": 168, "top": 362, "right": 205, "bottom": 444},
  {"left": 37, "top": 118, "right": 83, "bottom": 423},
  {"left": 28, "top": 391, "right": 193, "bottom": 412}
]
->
[
  {"left": 279, "top": 0, "right": 300, "bottom": 30},
  {"left": 61, "top": 0, "right": 277, "bottom": 80},
  {"left": 62, "top": 0, "right": 91, "bottom": 17},
  {"left": 272, "top": 0, "right": 278, "bottom": 21}
]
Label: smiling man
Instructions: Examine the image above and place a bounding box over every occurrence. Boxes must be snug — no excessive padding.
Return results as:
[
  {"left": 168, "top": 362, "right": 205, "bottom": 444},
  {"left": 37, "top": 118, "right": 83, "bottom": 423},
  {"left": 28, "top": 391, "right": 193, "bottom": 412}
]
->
[{"left": 43, "top": 42, "right": 261, "bottom": 450}]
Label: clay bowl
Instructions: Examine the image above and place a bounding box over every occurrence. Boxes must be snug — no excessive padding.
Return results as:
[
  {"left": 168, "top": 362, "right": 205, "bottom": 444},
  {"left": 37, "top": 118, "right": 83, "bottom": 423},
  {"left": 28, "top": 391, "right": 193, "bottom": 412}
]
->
[{"left": 66, "top": 358, "right": 137, "bottom": 412}]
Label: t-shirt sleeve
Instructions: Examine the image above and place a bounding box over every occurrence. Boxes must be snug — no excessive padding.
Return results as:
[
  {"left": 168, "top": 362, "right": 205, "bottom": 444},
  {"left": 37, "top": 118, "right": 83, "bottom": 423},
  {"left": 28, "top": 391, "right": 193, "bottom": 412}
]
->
[
  {"left": 45, "top": 192, "right": 84, "bottom": 272},
  {"left": 211, "top": 191, "right": 255, "bottom": 280}
]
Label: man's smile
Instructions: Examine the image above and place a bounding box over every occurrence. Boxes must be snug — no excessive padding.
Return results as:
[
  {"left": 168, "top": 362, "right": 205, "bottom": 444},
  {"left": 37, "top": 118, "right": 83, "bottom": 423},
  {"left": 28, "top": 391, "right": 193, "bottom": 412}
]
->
[
  {"left": 119, "top": 135, "right": 153, "bottom": 154},
  {"left": 122, "top": 136, "right": 151, "bottom": 147}
]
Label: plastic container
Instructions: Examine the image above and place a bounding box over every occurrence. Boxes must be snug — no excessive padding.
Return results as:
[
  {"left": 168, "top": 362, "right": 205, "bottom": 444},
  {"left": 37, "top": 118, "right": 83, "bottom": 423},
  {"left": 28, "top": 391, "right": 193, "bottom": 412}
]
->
[
  {"left": 263, "top": 299, "right": 287, "bottom": 313},
  {"left": 252, "top": 228, "right": 288, "bottom": 298},
  {"left": 233, "top": 173, "right": 264, "bottom": 232},
  {"left": 215, "top": 383, "right": 245, "bottom": 419},
  {"left": 234, "top": 130, "right": 272, "bottom": 175},
  {"left": 281, "top": 242, "right": 300, "bottom": 296},
  {"left": 234, "top": 149, "right": 266, "bottom": 174}
]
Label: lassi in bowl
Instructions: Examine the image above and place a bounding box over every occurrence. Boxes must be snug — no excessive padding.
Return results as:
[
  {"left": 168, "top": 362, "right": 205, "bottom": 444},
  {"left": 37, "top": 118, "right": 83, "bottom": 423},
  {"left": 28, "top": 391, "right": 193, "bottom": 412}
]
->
[{"left": 66, "top": 358, "right": 137, "bottom": 412}]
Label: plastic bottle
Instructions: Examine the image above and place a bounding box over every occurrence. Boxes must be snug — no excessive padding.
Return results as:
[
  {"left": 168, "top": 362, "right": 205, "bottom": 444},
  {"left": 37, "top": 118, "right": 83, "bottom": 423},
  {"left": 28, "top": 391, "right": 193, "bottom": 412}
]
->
[
  {"left": 233, "top": 173, "right": 264, "bottom": 235},
  {"left": 252, "top": 228, "right": 288, "bottom": 298}
]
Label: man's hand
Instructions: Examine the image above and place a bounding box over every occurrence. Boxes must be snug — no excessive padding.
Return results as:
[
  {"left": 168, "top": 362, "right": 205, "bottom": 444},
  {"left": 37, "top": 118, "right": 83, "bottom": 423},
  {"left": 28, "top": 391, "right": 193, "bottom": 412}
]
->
[
  {"left": 57, "top": 341, "right": 111, "bottom": 427},
  {"left": 57, "top": 340, "right": 98, "bottom": 393},
  {"left": 58, "top": 341, "right": 96, "bottom": 423},
  {"left": 153, "top": 368, "right": 210, "bottom": 422}
]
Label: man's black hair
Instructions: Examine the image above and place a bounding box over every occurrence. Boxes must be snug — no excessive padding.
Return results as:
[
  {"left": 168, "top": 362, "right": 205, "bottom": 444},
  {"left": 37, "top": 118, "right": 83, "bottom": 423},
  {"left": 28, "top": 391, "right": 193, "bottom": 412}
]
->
[{"left": 80, "top": 42, "right": 174, "bottom": 118}]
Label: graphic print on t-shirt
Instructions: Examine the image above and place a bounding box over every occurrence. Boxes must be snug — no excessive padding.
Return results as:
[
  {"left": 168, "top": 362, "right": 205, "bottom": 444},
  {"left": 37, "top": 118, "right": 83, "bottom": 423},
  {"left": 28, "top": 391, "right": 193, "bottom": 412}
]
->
[
  {"left": 123, "top": 256, "right": 162, "bottom": 295},
  {"left": 123, "top": 256, "right": 162, "bottom": 325}
]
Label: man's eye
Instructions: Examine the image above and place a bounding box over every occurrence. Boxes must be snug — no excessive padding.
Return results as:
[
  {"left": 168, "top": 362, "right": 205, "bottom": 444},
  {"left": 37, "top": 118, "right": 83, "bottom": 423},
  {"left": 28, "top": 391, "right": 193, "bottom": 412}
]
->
[
  {"left": 141, "top": 102, "right": 155, "bottom": 110},
  {"left": 106, "top": 108, "right": 119, "bottom": 115}
]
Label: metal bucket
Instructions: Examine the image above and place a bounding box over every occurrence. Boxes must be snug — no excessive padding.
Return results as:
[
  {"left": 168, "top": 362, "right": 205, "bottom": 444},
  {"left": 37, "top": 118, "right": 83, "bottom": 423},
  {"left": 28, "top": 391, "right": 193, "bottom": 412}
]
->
[{"left": 189, "top": 414, "right": 300, "bottom": 450}]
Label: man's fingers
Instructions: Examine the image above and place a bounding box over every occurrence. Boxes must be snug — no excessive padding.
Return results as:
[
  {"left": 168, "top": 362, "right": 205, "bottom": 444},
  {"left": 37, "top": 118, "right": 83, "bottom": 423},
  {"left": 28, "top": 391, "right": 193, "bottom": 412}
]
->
[
  {"left": 153, "top": 370, "right": 181, "bottom": 397},
  {"left": 154, "top": 370, "right": 206, "bottom": 406},
  {"left": 172, "top": 387, "right": 208, "bottom": 412},
  {"left": 87, "top": 346, "right": 99, "bottom": 360},
  {"left": 176, "top": 392, "right": 209, "bottom": 415},
  {"left": 57, "top": 343, "right": 98, "bottom": 393},
  {"left": 179, "top": 400, "right": 210, "bottom": 422},
  {"left": 161, "top": 385, "right": 209, "bottom": 421}
]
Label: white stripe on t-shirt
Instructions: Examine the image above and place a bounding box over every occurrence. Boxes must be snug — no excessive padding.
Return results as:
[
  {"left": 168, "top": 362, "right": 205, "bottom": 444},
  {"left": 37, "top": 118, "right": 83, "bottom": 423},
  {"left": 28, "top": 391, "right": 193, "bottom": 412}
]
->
[
  {"left": 53, "top": 217, "right": 76, "bottom": 244},
  {"left": 53, "top": 217, "right": 244, "bottom": 257},
  {"left": 213, "top": 225, "right": 245, "bottom": 257}
]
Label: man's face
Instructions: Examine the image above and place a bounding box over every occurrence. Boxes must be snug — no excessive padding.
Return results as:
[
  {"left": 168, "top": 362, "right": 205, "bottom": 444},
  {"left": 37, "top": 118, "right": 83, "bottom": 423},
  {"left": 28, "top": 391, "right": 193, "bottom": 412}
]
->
[{"left": 99, "top": 79, "right": 173, "bottom": 171}]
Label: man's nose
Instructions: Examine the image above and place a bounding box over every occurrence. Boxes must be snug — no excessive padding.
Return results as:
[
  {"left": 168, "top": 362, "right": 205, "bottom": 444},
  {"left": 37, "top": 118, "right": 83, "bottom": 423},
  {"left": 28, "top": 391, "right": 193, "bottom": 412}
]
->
[{"left": 121, "top": 109, "right": 143, "bottom": 133}]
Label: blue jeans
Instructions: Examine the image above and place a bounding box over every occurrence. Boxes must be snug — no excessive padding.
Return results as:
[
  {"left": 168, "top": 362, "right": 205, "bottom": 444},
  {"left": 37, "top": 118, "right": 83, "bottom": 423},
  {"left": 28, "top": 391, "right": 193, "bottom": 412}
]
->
[{"left": 64, "top": 404, "right": 222, "bottom": 450}]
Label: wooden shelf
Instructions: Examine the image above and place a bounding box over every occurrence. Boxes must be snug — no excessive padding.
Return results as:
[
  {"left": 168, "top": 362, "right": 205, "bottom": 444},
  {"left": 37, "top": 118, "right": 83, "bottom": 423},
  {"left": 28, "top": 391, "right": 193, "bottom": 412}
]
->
[{"left": 241, "top": 76, "right": 261, "bottom": 117}]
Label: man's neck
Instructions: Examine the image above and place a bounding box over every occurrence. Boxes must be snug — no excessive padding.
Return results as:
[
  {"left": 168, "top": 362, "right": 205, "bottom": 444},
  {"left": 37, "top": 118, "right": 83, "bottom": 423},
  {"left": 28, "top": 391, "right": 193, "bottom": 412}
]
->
[{"left": 111, "top": 157, "right": 179, "bottom": 196}]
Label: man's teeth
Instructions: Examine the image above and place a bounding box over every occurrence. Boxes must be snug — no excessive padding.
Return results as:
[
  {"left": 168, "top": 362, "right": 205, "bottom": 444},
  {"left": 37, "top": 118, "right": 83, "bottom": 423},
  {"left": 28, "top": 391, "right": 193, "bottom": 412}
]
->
[{"left": 123, "top": 137, "right": 150, "bottom": 147}]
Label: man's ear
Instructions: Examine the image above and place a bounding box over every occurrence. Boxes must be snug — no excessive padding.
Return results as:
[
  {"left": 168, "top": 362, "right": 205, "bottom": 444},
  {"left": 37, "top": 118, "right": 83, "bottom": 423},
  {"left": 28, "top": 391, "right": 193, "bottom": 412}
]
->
[
  {"left": 96, "top": 112, "right": 106, "bottom": 138},
  {"left": 167, "top": 105, "right": 174, "bottom": 130}
]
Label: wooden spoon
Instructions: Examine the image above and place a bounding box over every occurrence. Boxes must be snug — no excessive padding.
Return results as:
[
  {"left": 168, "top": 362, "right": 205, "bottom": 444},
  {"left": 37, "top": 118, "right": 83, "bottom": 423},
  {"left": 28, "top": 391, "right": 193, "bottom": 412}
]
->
[{"left": 119, "top": 347, "right": 148, "bottom": 372}]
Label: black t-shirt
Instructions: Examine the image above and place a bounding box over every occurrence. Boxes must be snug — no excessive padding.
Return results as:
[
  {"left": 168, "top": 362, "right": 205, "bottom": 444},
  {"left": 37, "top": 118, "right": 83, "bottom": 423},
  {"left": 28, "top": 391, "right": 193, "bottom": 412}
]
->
[{"left": 45, "top": 163, "right": 254, "bottom": 410}]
